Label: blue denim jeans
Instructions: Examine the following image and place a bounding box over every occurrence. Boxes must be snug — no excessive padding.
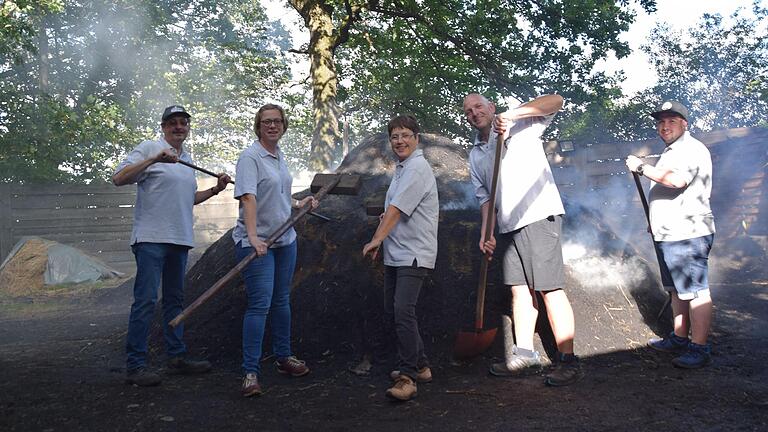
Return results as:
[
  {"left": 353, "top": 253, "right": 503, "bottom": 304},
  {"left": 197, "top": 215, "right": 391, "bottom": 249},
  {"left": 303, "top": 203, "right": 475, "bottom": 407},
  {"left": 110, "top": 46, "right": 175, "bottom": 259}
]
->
[
  {"left": 236, "top": 240, "right": 297, "bottom": 375},
  {"left": 126, "top": 243, "right": 189, "bottom": 371}
]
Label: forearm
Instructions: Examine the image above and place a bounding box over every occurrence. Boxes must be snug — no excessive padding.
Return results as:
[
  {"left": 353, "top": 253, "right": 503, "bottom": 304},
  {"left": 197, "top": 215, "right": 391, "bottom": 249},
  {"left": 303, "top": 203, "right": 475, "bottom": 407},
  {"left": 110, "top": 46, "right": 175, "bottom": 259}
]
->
[
  {"left": 194, "top": 184, "right": 222, "bottom": 204},
  {"left": 112, "top": 158, "right": 156, "bottom": 186},
  {"left": 371, "top": 205, "right": 402, "bottom": 243},
  {"left": 642, "top": 165, "right": 687, "bottom": 189},
  {"left": 512, "top": 94, "right": 563, "bottom": 119},
  {"left": 241, "top": 195, "right": 259, "bottom": 241},
  {"left": 479, "top": 201, "right": 495, "bottom": 239}
]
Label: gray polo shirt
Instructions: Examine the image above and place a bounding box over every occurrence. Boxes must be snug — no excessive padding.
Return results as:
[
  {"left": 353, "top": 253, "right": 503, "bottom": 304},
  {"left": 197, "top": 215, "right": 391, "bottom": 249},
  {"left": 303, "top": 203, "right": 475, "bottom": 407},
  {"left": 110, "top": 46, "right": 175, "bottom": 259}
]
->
[
  {"left": 383, "top": 149, "right": 439, "bottom": 269},
  {"left": 232, "top": 140, "right": 296, "bottom": 248},
  {"left": 649, "top": 131, "right": 716, "bottom": 241},
  {"left": 114, "top": 138, "right": 198, "bottom": 247}
]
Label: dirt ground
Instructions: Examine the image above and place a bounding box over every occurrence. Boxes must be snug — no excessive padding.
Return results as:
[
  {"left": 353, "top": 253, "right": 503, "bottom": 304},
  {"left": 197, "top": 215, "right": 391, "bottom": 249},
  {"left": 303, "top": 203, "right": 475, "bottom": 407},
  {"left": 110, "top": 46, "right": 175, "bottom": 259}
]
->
[{"left": 1, "top": 277, "right": 767, "bottom": 432}]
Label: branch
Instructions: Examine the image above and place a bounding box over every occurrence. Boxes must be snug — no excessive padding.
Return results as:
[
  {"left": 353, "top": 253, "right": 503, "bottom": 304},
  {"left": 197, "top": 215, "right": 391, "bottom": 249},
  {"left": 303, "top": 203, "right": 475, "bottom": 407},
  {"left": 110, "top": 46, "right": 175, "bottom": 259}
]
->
[
  {"left": 332, "top": 0, "right": 365, "bottom": 52},
  {"left": 370, "top": 5, "right": 522, "bottom": 92}
]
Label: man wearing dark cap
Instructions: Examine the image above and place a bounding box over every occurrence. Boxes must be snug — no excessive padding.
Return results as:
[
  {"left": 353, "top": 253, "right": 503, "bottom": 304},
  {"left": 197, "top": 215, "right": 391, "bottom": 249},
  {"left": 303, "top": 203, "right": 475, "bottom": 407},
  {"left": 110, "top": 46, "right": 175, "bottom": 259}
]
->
[
  {"left": 626, "top": 100, "right": 716, "bottom": 369},
  {"left": 113, "top": 105, "right": 231, "bottom": 386}
]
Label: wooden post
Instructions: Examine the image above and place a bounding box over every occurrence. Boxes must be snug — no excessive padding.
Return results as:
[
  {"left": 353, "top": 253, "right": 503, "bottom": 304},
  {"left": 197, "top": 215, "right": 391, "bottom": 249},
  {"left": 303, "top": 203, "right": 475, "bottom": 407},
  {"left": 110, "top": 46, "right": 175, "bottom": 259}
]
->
[{"left": 0, "top": 184, "right": 13, "bottom": 263}]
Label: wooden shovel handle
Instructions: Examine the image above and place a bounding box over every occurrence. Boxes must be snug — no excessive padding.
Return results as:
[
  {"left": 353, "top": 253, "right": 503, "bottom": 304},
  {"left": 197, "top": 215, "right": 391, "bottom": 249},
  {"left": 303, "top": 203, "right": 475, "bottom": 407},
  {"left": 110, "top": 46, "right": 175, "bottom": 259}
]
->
[
  {"left": 475, "top": 132, "right": 505, "bottom": 329},
  {"left": 632, "top": 172, "right": 672, "bottom": 319},
  {"left": 169, "top": 174, "right": 343, "bottom": 328}
]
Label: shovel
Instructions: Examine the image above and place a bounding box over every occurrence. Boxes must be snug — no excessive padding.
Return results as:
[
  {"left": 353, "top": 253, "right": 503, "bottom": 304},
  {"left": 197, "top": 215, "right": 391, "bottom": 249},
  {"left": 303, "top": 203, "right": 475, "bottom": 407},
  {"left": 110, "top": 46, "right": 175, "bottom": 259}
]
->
[
  {"left": 632, "top": 172, "right": 672, "bottom": 320},
  {"left": 454, "top": 131, "right": 505, "bottom": 358},
  {"left": 169, "top": 173, "right": 361, "bottom": 328}
]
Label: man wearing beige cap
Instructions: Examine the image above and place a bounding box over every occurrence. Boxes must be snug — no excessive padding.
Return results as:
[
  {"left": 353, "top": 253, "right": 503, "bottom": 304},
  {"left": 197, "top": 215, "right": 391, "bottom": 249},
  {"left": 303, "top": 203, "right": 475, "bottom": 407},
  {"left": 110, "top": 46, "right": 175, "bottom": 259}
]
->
[{"left": 626, "top": 100, "right": 716, "bottom": 369}]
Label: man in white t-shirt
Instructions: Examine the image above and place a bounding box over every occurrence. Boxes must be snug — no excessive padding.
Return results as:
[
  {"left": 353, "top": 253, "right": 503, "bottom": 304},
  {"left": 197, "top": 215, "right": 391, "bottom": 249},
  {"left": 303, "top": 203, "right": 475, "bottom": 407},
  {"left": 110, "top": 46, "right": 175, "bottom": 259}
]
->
[
  {"left": 463, "top": 93, "right": 582, "bottom": 386},
  {"left": 626, "top": 100, "right": 716, "bottom": 369}
]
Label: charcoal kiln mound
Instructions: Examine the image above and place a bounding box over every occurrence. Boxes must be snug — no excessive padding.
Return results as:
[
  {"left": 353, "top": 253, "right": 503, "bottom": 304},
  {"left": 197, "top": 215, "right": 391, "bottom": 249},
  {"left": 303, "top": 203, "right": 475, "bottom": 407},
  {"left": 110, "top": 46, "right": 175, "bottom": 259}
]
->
[{"left": 155, "top": 134, "right": 669, "bottom": 367}]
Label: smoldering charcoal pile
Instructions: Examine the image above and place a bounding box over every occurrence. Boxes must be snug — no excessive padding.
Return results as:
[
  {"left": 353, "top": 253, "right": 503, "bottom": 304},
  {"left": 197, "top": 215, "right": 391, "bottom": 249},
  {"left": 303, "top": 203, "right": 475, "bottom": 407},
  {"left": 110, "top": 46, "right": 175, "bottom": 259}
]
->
[{"left": 150, "top": 133, "right": 668, "bottom": 366}]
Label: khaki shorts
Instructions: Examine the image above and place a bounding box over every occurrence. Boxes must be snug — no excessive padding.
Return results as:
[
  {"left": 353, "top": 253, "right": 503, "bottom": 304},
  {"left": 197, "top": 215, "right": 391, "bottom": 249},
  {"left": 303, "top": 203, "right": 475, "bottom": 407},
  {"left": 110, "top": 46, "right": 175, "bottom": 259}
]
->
[{"left": 500, "top": 215, "right": 566, "bottom": 291}]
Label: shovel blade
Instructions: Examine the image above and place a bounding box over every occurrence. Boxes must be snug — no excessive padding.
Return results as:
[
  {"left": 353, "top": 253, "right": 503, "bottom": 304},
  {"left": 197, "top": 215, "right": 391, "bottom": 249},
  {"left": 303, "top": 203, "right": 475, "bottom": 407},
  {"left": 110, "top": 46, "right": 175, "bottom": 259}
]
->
[{"left": 453, "top": 327, "right": 498, "bottom": 359}]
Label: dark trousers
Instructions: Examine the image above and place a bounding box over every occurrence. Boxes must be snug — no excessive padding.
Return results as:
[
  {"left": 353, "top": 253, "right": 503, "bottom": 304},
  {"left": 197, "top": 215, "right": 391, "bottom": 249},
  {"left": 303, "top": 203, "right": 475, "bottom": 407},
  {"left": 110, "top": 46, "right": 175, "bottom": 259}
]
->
[{"left": 384, "top": 264, "right": 430, "bottom": 380}]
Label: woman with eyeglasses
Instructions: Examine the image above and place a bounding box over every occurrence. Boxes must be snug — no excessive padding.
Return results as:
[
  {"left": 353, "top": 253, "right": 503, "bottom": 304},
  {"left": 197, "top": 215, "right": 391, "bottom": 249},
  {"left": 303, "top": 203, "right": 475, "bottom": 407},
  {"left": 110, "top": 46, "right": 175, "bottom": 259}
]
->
[
  {"left": 232, "top": 103, "right": 318, "bottom": 397},
  {"left": 362, "top": 115, "right": 439, "bottom": 401}
]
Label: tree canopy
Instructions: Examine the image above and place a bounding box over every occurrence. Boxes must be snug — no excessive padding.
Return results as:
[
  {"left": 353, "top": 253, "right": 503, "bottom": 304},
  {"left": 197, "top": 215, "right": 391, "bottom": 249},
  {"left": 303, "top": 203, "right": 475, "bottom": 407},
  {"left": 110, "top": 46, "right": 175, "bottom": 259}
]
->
[
  {"left": 0, "top": 0, "right": 290, "bottom": 183},
  {"left": 1, "top": 0, "right": 766, "bottom": 182},
  {"left": 559, "top": 2, "right": 768, "bottom": 144},
  {"left": 288, "top": 0, "right": 658, "bottom": 168}
]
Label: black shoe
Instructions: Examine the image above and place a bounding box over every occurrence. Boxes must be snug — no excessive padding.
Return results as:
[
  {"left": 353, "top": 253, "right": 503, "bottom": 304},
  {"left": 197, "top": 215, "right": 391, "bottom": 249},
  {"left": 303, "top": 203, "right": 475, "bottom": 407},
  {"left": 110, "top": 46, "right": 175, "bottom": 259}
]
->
[
  {"left": 167, "top": 356, "right": 212, "bottom": 375},
  {"left": 544, "top": 353, "right": 584, "bottom": 387},
  {"left": 125, "top": 367, "right": 162, "bottom": 386}
]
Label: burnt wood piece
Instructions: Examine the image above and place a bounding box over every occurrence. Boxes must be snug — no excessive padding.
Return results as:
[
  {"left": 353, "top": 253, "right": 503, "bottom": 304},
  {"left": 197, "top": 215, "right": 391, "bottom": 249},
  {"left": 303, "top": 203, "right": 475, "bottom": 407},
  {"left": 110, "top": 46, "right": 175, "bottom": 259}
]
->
[{"left": 311, "top": 173, "right": 362, "bottom": 196}]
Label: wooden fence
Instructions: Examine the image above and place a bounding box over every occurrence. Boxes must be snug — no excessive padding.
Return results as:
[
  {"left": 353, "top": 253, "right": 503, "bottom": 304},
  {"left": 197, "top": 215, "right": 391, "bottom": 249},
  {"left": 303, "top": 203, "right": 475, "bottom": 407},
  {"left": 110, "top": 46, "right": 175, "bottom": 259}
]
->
[
  {"left": 1, "top": 127, "right": 765, "bottom": 276},
  {"left": 0, "top": 178, "right": 238, "bottom": 275}
]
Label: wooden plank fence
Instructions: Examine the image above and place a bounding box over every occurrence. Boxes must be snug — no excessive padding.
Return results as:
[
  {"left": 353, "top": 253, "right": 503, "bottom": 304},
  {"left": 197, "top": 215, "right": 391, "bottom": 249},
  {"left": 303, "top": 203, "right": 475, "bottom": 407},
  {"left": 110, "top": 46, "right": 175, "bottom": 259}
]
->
[{"left": 0, "top": 178, "right": 239, "bottom": 275}]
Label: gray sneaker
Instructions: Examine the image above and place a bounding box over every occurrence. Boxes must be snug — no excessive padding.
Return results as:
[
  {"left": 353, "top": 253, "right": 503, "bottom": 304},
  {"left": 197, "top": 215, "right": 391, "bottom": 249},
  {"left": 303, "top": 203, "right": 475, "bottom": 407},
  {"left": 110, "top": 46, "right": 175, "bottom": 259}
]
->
[
  {"left": 489, "top": 352, "right": 542, "bottom": 377},
  {"left": 125, "top": 367, "right": 162, "bottom": 386}
]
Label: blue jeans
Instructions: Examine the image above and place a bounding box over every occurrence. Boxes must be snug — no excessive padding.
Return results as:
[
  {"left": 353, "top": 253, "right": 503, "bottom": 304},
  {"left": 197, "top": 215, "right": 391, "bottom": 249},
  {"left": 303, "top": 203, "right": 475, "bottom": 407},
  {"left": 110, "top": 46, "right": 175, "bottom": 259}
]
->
[
  {"left": 126, "top": 243, "right": 189, "bottom": 371},
  {"left": 236, "top": 240, "right": 297, "bottom": 375}
]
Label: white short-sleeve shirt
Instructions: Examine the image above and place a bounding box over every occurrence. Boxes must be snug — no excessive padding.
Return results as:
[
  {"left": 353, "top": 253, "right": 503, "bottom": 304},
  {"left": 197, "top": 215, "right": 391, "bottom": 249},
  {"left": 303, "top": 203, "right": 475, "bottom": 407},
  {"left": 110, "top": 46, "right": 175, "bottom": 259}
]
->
[
  {"left": 469, "top": 113, "right": 565, "bottom": 233},
  {"left": 649, "top": 131, "right": 716, "bottom": 241}
]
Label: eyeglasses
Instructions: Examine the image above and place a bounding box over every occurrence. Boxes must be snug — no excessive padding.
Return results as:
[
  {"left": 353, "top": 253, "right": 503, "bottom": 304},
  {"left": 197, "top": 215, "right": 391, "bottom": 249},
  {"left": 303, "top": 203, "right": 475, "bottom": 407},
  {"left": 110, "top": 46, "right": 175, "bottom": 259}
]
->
[
  {"left": 389, "top": 133, "right": 415, "bottom": 142},
  {"left": 260, "top": 119, "right": 284, "bottom": 126}
]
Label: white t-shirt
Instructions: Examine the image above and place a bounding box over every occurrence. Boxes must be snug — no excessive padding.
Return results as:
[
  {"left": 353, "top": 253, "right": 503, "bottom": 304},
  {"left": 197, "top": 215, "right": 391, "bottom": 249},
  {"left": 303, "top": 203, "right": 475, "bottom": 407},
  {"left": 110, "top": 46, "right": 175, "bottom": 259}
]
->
[
  {"left": 649, "top": 131, "right": 716, "bottom": 241},
  {"left": 469, "top": 114, "right": 565, "bottom": 233}
]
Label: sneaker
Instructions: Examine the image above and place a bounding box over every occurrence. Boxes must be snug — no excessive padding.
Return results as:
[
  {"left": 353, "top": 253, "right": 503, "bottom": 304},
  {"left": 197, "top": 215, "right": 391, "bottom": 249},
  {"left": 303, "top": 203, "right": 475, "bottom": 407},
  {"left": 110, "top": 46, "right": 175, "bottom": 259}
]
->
[
  {"left": 241, "top": 373, "right": 262, "bottom": 397},
  {"left": 390, "top": 367, "right": 432, "bottom": 383},
  {"left": 386, "top": 376, "right": 417, "bottom": 401},
  {"left": 275, "top": 356, "right": 310, "bottom": 377},
  {"left": 545, "top": 353, "right": 584, "bottom": 387},
  {"left": 672, "top": 342, "right": 712, "bottom": 369},
  {"left": 125, "top": 367, "right": 162, "bottom": 386},
  {"left": 648, "top": 332, "right": 690, "bottom": 353},
  {"left": 489, "top": 351, "right": 542, "bottom": 377},
  {"left": 167, "top": 356, "right": 212, "bottom": 375}
]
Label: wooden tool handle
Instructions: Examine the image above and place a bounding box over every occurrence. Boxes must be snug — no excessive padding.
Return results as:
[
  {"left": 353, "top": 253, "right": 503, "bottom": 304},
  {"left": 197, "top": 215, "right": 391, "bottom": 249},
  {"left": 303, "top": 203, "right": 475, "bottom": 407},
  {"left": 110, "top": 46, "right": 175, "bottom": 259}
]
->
[
  {"left": 474, "top": 132, "right": 505, "bottom": 329},
  {"left": 169, "top": 174, "right": 343, "bottom": 328},
  {"left": 631, "top": 171, "right": 672, "bottom": 319},
  {"left": 177, "top": 160, "right": 235, "bottom": 184}
]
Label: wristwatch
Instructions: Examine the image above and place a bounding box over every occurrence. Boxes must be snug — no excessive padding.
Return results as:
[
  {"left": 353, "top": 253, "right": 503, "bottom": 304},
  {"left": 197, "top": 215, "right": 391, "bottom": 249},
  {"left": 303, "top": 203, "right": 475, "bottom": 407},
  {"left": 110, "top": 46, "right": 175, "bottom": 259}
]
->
[{"left": 637, "top": 163, "right": 645, "bottom": 176}]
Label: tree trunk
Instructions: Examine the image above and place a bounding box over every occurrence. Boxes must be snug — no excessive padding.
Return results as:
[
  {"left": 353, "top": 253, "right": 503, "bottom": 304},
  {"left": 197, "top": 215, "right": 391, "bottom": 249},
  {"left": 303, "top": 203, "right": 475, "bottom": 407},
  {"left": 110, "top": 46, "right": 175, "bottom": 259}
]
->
[
  {"left": 37, "top": 15, "right": 50, "bottom": 95},
  {"left": 291, "top": 0, "right": 341, "bottom": 171}
]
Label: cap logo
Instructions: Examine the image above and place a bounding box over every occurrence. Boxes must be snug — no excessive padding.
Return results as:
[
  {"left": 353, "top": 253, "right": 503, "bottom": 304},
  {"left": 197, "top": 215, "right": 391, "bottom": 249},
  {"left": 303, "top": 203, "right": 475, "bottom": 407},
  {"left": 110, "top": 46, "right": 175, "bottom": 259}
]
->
[
  {"left": 661, "top": 101, "right": 673, "bottom": 110},
  {"left": 170, "top": 106, "right": 184, "bottom": 113}
]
